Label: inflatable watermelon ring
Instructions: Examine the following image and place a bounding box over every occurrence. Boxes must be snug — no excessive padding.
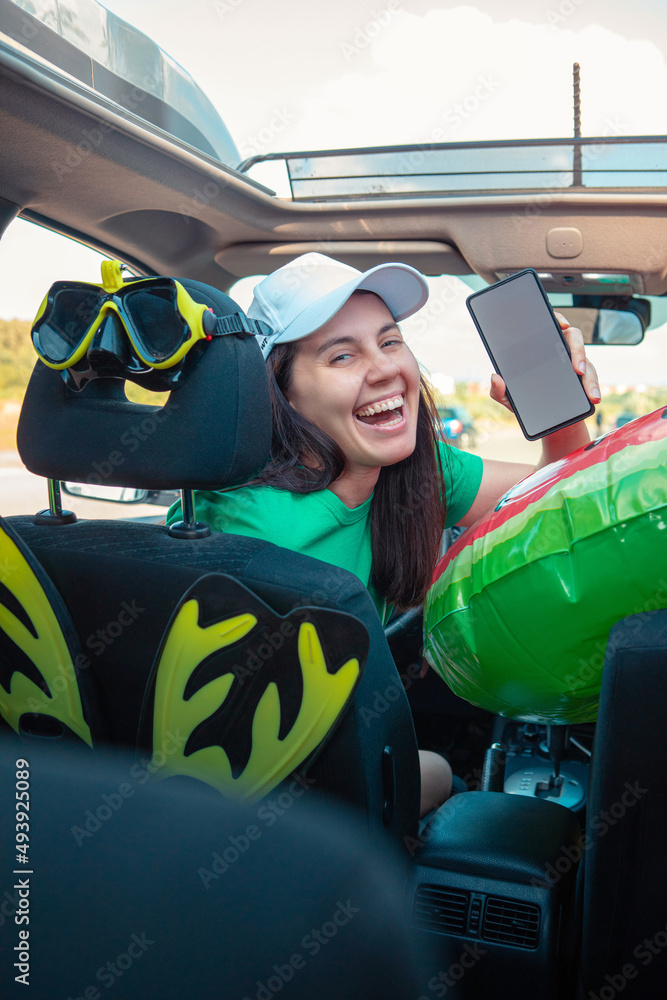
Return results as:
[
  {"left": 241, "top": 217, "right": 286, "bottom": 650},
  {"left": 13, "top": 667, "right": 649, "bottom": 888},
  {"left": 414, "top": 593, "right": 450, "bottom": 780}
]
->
[{"left": 424, "top": 408, "right": 667, "bottom": 724}]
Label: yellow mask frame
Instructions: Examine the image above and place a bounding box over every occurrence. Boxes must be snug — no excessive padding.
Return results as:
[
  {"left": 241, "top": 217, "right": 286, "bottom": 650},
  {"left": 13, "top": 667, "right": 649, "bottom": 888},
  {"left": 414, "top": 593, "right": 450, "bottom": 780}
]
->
[{"left": 31, "top": 260, "right": 211, "bottom": 371}]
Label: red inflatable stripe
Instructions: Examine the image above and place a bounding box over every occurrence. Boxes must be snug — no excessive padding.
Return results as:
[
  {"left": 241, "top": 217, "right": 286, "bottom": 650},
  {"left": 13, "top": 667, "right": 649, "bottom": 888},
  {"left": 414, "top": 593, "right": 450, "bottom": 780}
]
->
[{"left": 435, "top": 409, "right": 667, "bottom": 580}]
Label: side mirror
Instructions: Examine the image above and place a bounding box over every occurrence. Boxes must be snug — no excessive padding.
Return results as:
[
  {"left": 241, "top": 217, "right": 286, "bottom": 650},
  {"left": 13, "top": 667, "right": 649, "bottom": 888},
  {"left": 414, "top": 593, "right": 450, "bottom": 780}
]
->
[{"left": 61, "top": 483, "right": 178, "bottom": 506}]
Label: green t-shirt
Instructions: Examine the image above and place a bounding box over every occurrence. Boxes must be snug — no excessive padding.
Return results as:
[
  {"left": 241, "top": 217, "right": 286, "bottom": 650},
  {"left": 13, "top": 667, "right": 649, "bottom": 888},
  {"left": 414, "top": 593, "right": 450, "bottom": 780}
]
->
[{"left": 166, "top": 443, "right": 483, "bottom": 621}]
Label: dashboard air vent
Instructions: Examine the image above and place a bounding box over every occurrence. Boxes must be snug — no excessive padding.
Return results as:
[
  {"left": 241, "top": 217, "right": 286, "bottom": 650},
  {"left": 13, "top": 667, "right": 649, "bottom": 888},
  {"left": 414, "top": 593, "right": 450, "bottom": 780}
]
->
[
  {"left": 482, "top": 896, "right": 540, "bottom": 948},
  {"left": 412, "top": 885, "right": 468, "bottom": 935}
]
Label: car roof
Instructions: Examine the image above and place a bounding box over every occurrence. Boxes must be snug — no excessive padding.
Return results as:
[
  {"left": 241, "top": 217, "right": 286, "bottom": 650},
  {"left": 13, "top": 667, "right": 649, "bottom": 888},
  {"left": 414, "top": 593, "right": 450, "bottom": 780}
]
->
[
  {"left": 0, "top": 0, "right": 239, "bottom": 164},
  {"left": 2, "top": 1, "right": 667, "bottom": 301}
]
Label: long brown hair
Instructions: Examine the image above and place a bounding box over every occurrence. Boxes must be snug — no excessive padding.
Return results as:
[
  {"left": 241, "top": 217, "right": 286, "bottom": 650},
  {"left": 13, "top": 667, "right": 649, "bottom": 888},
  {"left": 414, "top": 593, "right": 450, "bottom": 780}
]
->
[{"left": 252, "top": 340, "right": 447, "bottom": 610}]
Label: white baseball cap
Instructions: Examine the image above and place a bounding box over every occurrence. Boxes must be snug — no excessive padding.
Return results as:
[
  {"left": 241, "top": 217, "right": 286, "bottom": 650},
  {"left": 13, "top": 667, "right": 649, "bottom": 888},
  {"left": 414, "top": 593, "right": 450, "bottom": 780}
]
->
[{"left": 247, "top": 252, "right": 429, "bottom": 358}]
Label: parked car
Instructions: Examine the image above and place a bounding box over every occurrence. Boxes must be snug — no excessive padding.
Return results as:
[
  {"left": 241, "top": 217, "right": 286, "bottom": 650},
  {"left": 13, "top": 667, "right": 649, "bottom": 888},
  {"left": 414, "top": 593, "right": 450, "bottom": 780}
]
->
[
  {"left": 615, "top": 410, "right": 637, "bottom": 428},
  {"left": 1, "top": 2, "right": 666, "bottom": 998},
  {"left": 437, "top": 405, "right": 478, "bottom": 448}
]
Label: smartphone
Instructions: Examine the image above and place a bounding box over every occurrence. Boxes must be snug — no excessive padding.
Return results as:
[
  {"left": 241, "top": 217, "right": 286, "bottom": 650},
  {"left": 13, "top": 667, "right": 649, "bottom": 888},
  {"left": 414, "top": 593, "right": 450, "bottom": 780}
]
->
[{"left": 466, "top": 269, "right": 594, "bottom": 440}]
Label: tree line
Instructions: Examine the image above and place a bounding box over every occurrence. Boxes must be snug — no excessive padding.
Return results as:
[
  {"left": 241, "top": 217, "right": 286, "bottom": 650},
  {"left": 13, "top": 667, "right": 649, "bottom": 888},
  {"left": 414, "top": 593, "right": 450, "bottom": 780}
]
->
[{"left": 0, "top": 319, "right": 37, "bottom": 398}]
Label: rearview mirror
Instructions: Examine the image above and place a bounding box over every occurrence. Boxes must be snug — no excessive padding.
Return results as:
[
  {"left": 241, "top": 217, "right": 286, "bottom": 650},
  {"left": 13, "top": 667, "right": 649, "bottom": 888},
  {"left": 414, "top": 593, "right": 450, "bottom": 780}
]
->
[
  {"left": 558, "top": 308, "right": 644, "bottom": 345},
  {"left": 557, "top": 296, "right": 650, "bottom": 345}
]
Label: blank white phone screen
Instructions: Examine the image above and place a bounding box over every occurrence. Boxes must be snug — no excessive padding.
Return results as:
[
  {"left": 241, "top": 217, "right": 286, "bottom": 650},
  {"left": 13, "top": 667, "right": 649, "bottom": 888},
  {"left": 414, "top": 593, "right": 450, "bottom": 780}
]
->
[{"left": 468, "top": 272, "right": 590, "bottom": 437}]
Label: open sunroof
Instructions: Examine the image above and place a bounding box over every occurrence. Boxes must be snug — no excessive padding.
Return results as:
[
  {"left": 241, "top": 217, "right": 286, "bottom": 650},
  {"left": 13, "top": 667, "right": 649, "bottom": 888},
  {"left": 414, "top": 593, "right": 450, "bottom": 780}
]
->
[{"left": 240, "top": 136, "right": 667, "bottom": 201}]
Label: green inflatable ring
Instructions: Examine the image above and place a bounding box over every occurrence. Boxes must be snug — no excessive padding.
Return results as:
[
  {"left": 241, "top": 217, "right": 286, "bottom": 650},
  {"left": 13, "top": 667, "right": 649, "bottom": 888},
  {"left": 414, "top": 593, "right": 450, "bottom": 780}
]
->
[{"left": 424, "top": 408, "right": 667, "bottom": 723}]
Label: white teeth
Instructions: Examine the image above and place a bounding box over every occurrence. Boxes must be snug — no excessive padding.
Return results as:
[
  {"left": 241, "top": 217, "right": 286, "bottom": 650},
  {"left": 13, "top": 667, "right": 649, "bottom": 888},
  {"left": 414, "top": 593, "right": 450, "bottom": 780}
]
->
[{"left": 355, "top": 394, "right": 404, "bottom": 418}]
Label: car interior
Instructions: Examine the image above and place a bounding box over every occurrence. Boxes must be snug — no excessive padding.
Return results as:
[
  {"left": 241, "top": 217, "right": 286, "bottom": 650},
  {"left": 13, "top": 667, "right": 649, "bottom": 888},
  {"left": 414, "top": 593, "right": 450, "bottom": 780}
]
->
[{"left": 1, "top": 3, "right": 667, "bottom": 998}]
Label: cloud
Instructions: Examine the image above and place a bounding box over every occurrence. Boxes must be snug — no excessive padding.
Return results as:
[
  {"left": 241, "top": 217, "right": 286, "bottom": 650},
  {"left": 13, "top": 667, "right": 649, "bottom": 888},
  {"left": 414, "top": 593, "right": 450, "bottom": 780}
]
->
[
  {"left": 3, "top": 1, "right": 667, "bottom": 387},
  {"left": 98, "top": 2, "right": 667, "bottom": 152},
  {"left": 281, "top": 8, "right": 667, "bottom": 150}
]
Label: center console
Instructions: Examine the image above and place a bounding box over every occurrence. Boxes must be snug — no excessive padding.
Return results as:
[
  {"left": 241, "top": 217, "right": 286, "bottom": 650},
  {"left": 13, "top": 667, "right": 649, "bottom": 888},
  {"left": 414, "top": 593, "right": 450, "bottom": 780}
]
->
[{"left": 407, "top": 724, "right": 592, "bottom": 999}]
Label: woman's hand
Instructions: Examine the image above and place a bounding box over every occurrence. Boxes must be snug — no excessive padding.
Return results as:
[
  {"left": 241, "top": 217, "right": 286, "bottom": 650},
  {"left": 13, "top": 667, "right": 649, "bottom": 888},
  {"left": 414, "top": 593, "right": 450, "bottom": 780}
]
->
[
  {"left": 556, "top": 313, "right": 601, "bottom": 404},
  {"left": 487, "top": 312, "right": 600, "bottom": 471},
  {"left": 460, "top": 312, "right": 603, "bottom": 529},
  {"left": 489, "top": 313, "right": 601, "bottom": 410}
]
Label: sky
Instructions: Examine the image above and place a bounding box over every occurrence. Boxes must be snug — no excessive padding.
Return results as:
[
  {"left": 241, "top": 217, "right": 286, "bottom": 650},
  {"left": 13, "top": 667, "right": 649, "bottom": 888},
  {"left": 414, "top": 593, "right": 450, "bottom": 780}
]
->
[
  {"left": 101, "top": 0, "right": 667, "bottom": 152},
  {"left": 2, "top": 0, "right": 667, "bottom": 383}
]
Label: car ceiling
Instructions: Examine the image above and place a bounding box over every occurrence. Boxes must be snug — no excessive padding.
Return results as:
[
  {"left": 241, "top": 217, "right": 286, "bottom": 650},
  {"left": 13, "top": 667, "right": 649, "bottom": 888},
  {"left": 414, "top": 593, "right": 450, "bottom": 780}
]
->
[{"left": 3, "top": 34, "right": 667, "bottom": 296}]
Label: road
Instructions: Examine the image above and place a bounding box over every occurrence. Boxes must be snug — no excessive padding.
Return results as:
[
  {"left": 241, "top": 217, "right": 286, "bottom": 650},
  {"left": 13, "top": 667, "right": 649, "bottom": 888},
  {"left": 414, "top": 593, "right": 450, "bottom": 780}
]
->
[
  {"left": 0, "top": 451, "right": 167, "bottom": 520},
  {"left": 468, "top": 427, "right": 542, "bottom": 465}
]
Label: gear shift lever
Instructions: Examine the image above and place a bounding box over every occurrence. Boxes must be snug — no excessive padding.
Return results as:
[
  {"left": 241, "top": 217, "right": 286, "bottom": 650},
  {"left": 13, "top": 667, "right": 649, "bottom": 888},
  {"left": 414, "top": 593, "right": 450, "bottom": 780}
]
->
[
  {"left": 504, "top": 722, "right": 585, "bottom": 810},
  {"left": 540, "top": 724, "right": 568, "bottom": 797},
  {"left": 547, "top": 724, "right": 568, "bottom": 780},
  {"left": 481, "top": 742, "right": 506, "bottom": 791}
]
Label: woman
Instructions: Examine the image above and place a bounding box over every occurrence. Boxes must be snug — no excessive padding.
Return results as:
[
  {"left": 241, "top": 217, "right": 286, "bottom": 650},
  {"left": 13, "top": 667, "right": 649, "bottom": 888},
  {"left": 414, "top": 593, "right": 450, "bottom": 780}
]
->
[{"left": 168, "top": 252, "right": 600, "bottom": 814}]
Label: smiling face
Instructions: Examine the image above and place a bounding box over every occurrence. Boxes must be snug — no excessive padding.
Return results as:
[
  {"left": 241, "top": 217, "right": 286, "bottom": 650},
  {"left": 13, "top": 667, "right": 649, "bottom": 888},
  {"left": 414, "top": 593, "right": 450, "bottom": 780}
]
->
[{"left": 284, "top": 292, "right": 421, "bottom": 497}]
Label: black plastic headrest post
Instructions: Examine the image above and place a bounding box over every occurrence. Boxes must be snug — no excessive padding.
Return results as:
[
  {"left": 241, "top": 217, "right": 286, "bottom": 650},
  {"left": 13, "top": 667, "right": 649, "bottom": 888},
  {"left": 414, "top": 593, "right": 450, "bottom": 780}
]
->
[
  {"left": 33, "top": 478, "right": 77, "bottom": 526},
  {"left": 167, "top": 488, "right": 210, "bottom": 540}
]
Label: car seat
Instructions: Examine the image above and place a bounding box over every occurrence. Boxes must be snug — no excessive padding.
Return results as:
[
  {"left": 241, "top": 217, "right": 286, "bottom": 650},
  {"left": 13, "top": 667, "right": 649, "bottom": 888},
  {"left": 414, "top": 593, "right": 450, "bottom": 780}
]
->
[
  {"left": 0, "top": 733, "right": 433, "bottom": 1000},
  {"left": 403, "top": 608, "right": 667, "bottom": 999},
  {"left": 7, "top": 273, "right": 421, "bottom": 839},
  {"left": 579, "top": 609, "right": 667, "bottom": 998}
]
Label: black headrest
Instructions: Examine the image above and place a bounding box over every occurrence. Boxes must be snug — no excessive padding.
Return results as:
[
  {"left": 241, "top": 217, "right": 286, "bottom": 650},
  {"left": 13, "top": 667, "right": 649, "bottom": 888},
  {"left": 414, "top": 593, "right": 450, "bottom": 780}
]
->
[{"left": 17, "top": 279, "right": 272, "bottom": 491}]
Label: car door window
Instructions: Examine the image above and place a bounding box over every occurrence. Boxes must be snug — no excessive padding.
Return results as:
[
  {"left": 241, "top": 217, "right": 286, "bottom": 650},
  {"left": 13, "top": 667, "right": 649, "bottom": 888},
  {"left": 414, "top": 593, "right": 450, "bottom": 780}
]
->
[{"left": 0, "top": 218, "right": 163, "bottom": 519}]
